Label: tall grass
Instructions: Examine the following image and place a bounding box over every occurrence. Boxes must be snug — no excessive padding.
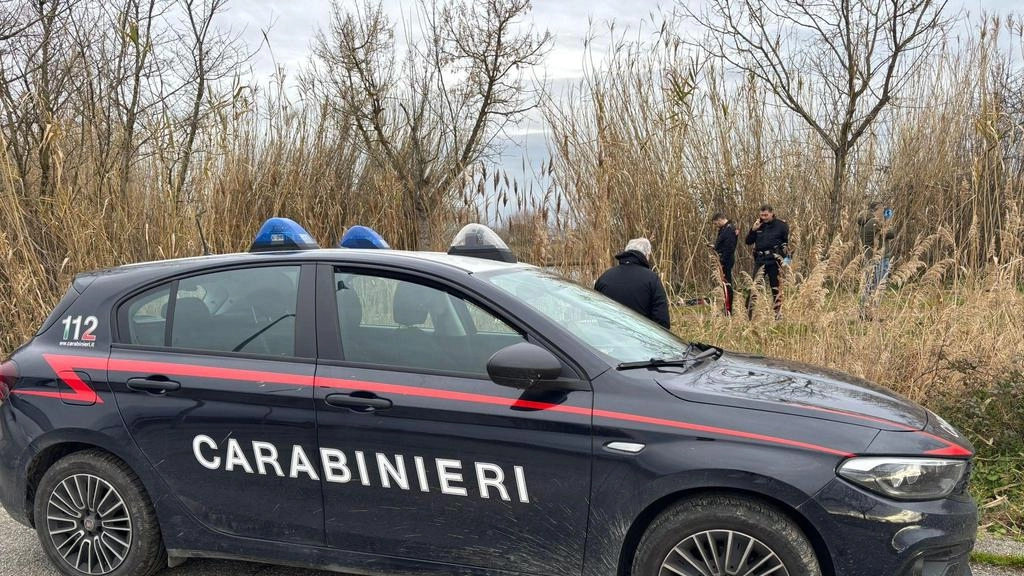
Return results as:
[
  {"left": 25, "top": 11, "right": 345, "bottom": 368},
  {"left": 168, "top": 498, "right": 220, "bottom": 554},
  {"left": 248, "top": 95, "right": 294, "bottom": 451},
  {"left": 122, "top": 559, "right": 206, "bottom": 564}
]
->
[{"left": 540, "top": 16, "right": 1023, "bottom": 290}]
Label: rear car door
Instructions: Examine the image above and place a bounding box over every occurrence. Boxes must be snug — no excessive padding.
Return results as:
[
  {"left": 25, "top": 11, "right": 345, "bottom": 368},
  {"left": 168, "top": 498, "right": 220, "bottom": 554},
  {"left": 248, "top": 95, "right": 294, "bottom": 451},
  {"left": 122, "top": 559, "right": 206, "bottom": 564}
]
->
[
  {"left": 314, "top": 264, "right": 593, "bottom": 575},
  {"left": 108, "top": 263, "right": 324, "bottom": 545}
]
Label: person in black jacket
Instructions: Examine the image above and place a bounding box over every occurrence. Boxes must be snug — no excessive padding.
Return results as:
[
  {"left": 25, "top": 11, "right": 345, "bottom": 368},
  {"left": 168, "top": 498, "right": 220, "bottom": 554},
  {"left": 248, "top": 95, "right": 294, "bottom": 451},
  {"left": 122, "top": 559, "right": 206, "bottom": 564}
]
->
[
  {"left": 595, "top": 238, "right": 670, "bottom": 329},
  {"left": 744, "top": 204, "right": 790, "bottom": 320},
  {"left": 708, "top": 213, "right": 738, "bottom": 315}
]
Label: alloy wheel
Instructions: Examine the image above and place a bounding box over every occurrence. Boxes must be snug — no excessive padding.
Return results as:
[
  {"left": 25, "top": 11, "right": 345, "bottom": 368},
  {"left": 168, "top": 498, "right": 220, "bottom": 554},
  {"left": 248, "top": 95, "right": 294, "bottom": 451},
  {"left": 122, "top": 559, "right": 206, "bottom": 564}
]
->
[
  {"left": 659, "top": 529, "right": 789, "bottom": 576},
  {"left": 45, "top": 473, "right": 133, "bottom": 575}
]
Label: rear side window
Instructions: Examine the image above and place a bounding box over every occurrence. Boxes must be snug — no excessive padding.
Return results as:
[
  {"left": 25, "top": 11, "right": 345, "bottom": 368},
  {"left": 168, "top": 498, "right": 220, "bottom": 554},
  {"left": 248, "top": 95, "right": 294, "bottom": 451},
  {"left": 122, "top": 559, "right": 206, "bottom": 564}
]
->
[
  {"left": 125, "top": 285, "right": 171, "bottom": 346},
  {"left": 120, "top": 266, "right": 300, "bottom": 357}
]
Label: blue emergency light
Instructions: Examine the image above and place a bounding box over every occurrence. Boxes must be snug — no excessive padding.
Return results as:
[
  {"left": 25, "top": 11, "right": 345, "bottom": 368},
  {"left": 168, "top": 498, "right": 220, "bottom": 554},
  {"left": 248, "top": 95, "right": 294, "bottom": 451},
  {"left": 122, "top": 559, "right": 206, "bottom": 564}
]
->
[
  {"left": 338, "top": 225, "right": 390, "bottom": 249},
  {"left": 249, "top": 217, "right": 319, "bottom": 252}
]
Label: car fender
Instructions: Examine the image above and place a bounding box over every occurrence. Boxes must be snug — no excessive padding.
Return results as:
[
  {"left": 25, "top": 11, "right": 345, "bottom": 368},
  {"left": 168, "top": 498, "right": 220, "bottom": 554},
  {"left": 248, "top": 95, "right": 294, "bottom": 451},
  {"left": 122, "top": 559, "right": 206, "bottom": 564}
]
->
[
  {"left": 583, "top": 445, "right": 841, "bottom": 576},
  {"left": 22, "top": 427, "right": 183, "bottom": 530}
]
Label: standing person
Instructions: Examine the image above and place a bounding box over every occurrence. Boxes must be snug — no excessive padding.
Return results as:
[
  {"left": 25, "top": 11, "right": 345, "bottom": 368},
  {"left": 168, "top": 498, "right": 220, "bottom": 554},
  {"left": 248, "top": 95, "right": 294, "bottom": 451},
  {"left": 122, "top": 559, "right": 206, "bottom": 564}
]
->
[
  {"left": 595, "top": 238, "right": 671, "bottom": 329},
  {"left": 857, "top": 202, "right": 896, "bottom": 282},
  {"left": 857, "top": 202, "right": 896, "bottom": 316},
  {"left": 855, "top": 201, "right": 880, "bottom": 246},
  {"left": 708, "top": 213, "right": 738, "bottom": 315},
  {"left": 744, "top": 204, "right": 790, "bottom": 320}
]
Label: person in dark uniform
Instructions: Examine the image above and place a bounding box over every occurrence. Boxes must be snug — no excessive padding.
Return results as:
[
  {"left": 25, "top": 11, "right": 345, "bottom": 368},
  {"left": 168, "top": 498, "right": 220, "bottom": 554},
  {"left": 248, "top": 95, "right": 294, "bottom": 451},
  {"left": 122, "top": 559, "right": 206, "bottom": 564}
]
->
[
  {"left": 744, "top": 204, "right": 790, "bottom": 320},
  {"left": 595, "top": 238, "right": 670, "bottom": 329},
  {"left": 709, "top": 213, "right": 738, "bottom": 315}
]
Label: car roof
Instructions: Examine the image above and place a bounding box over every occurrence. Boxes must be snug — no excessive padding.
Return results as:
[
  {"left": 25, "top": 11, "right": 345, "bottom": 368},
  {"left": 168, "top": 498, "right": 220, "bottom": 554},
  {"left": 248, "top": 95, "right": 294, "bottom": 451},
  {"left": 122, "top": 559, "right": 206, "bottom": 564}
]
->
[{"left": 78, "top": 249, "right": 531, "bottom": 283}]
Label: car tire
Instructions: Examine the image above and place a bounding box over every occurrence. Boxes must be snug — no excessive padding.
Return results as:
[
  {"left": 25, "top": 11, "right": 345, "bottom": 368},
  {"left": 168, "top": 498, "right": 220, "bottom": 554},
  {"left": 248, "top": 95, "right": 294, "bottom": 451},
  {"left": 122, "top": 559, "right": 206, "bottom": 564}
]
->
[
  {"left": 33, "top": 450, "right": 167, "bottom": 576},
  {"left": 631, "top": 494, "right": 821, "bottom": 576}
]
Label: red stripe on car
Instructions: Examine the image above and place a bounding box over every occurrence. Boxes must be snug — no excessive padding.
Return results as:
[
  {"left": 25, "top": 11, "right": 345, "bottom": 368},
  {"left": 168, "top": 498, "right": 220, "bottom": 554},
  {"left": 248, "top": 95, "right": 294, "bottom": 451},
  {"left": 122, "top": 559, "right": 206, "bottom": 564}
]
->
[
  {"left": 790, "top": 402, "right": 973, "bottom": 457},
  {"left": 315, "top": 378, "right": 852, "bottom": 456},
  {"left": 12, "top": 354, "right": 106, "bottom": 404},
  {"left": 17, "top": 355, "right": 976, "bottom": 459}
]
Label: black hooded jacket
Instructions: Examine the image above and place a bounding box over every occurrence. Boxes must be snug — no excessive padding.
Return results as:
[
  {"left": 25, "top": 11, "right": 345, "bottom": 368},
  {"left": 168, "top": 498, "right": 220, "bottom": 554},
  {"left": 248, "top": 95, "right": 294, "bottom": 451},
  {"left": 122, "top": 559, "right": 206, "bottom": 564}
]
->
[
  {"left": 714, "top": 222, "right": 738, "bottom": 267},
  {"left": 594, "top": 250, "right": 671, "bottom": 329}
]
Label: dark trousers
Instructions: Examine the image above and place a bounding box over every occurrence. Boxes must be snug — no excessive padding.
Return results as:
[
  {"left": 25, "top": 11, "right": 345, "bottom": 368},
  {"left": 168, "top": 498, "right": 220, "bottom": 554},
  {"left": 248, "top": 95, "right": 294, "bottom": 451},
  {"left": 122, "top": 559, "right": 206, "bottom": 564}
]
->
[
  {"left": 746, "top": 258, "right": 781, "bottom": 319},
  {"left": 719, "top": 260, "right": 734, "bottom": 315}
]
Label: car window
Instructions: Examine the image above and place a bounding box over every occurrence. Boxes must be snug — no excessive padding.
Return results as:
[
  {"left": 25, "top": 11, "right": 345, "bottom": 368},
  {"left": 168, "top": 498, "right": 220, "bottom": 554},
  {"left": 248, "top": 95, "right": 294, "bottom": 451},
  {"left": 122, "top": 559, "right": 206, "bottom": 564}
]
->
[
  {"left": 334, "top": 270, "right": 525, "bottom": 375},
  {"left": 464, "top": 300, "right": 520, "bottom": 335},
  {"left": 125, "top": 285, "right": 171, "bottom": 347},
  {"left": 121, "top": 266, "right": 300, "bottom": 356},
  {"left": 483, "top": 268, "right": 689, "bottom": 364}
]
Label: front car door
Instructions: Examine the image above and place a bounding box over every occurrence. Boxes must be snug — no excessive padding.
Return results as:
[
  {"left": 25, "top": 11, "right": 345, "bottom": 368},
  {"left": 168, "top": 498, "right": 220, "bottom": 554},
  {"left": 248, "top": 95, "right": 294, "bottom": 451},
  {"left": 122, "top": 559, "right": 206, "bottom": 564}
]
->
[
  {"left": 313, "top": 264, "right": 593, "bottom": 575},
  {"left": 108, "top": 263, "right": 324, "bottom": 545}
]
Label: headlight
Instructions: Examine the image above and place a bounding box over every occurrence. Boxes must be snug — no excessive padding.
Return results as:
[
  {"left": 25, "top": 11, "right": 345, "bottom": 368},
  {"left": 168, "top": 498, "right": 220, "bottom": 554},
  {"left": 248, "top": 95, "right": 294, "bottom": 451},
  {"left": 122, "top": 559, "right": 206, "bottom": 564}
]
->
[{"left": 837, "top": 457, "right": 968, "bottom": 501}]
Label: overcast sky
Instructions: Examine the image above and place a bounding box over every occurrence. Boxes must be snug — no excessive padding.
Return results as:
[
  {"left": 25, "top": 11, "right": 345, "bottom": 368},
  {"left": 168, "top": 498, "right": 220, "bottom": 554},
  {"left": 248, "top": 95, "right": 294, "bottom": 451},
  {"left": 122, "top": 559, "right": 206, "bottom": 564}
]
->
[
  {"left": 235, "top": 0, "right": 659, "bottom": 82},
  {"left": 233, "top": 0, "right": 1018, "bottom": 82}
]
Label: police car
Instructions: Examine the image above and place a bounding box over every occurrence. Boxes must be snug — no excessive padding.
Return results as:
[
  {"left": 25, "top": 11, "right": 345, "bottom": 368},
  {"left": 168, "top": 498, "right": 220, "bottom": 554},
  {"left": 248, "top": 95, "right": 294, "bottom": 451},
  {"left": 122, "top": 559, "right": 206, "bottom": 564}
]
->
[{"left": 0, "top": 219, "right": 976, "bottom": 576}]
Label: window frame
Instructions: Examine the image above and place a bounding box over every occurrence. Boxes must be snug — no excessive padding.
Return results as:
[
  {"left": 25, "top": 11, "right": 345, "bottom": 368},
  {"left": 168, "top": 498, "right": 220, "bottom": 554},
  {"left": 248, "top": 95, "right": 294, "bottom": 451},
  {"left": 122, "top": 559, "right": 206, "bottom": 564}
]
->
[
  {"left": 112, "top": 262, "right": 317, "bottom": 362},
  {"left": 315, "top": 263, "right": 588, "bottom": 385}
]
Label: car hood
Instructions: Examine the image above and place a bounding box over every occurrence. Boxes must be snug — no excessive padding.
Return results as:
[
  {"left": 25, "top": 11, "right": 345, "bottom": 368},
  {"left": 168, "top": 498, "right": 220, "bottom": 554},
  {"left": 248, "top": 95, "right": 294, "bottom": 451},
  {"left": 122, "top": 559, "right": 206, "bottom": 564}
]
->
[{"left": 655, "top": 352, "right": 929, "bottom": 431}]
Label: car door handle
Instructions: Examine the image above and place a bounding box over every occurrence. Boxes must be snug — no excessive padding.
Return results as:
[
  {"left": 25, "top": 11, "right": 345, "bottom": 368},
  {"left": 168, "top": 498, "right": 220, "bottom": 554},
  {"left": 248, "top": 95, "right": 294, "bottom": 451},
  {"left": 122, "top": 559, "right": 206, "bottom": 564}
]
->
[
  {"left": 126, "top": 377, "right": 181, "bottom": 394},
  {"left": 324, "top": 392, "right": 392, "bottom": 413}
]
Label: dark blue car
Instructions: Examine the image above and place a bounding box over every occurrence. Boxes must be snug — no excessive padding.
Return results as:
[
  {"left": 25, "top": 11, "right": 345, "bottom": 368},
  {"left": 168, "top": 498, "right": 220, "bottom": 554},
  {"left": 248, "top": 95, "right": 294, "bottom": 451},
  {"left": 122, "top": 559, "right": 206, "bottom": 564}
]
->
[{"left": 0, "top": 223, "right": 976, "bottom": 576}]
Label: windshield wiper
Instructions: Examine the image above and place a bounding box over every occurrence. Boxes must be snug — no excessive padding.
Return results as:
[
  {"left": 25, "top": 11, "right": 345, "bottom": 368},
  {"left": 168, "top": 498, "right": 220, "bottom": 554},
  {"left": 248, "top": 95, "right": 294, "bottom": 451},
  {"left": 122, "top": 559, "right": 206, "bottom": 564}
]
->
[
  {"left": 617, "top": 357, "right": 692, "bottom": 370},
  {"left": 686, "top": 345, "right": 722, "bottom": 362},
  {"left": 616, "top": 343, "right": 723, "bottom": 371}
]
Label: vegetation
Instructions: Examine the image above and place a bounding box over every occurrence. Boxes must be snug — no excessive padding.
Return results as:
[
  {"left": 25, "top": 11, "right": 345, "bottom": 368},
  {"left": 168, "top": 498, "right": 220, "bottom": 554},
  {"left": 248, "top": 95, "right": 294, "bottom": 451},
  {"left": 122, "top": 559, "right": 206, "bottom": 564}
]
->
[
  {"left": 971, "top": 551, "right": 1024, "bottom": 568},
  {"left": 688, "top": 0, "right": 953, "bottom": 238},
  {"left": 0, "top": 0, "right": 1021, "bottom": 535}
]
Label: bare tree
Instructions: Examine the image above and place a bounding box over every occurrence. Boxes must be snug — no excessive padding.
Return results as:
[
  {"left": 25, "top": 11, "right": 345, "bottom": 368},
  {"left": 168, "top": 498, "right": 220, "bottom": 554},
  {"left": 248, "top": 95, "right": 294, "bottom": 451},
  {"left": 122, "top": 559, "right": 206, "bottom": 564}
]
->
[
  {"left": 309, "top": 0, "right": 551, "bottom": 249},
  {"left": 0, "top": 1, "right": 40, "bottom": 184},
  {"left": 171, "top": 0, "right": 248, "bottom": 203},
  {"left": 688, "top": 0, "right": 951, "bottom": 237},
  {"left": 113, "top": 0, "right": 166, "bottom": 201},
  {"left": 0, "top": 0, "right": 85, "bottom": 197},
  {"left": 0, "top": 1, "right": 39, "bottom": 43}
]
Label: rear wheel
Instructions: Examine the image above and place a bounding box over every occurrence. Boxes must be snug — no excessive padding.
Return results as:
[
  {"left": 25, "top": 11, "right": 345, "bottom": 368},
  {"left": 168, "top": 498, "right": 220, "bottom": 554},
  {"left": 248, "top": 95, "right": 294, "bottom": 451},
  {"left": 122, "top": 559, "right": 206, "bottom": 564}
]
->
[
  {"left": 631, "top": 494, "right": 821, "bottom": 576},
  {"left": 33, "top": 450, "right": 166, "bottom": 576}
]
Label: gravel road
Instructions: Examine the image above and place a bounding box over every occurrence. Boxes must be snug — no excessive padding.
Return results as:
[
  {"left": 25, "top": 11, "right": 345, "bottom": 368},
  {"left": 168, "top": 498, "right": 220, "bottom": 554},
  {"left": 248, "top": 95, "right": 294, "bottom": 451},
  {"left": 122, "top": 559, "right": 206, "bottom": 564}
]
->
[
  {"left": 1, "top": 508, "right": 333, "bottom": 576},
  {"left": 975, "top": 566, "right": 1024, "bottom": 576}
]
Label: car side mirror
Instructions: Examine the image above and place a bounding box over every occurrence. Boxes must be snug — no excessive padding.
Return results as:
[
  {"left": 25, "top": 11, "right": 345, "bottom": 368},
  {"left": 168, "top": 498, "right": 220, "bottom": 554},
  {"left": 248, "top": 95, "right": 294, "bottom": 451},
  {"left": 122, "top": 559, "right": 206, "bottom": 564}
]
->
[{"left": 487, "top": 343, "right": 563, "bottom": 389}]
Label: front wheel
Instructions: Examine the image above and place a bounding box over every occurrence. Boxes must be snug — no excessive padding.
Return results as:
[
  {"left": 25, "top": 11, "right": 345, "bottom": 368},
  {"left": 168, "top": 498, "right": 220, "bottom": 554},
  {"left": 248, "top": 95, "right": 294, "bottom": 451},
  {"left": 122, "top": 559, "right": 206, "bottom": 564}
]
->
[
  {"left": 632, "top": 494, "right": 821, "bottom": 576},
  {"left": 33, "top": 450, "right": 166, "bottom": 576}
]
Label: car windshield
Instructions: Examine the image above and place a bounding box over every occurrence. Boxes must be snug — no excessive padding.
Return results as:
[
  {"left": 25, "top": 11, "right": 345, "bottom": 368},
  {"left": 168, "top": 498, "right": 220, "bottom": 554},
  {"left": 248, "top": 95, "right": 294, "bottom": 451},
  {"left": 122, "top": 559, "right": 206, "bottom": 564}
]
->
[{"left": 483, "top": 267, "right": 689, "bottom": 364}]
